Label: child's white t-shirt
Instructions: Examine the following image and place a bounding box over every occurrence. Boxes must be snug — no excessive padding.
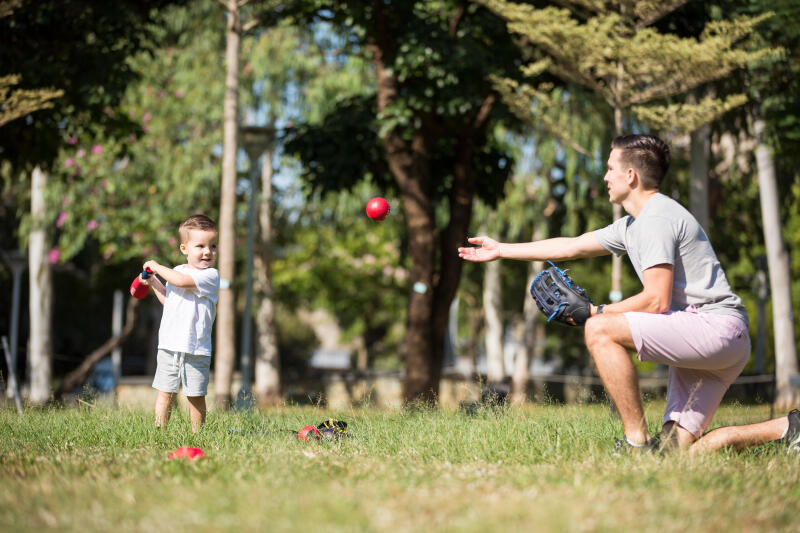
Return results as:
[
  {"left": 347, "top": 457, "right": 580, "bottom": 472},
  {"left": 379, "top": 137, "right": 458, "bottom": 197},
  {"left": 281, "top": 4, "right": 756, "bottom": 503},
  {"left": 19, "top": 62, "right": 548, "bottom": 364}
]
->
[{"left": 157, "top": 264, "right": 220, "bottom": 356}]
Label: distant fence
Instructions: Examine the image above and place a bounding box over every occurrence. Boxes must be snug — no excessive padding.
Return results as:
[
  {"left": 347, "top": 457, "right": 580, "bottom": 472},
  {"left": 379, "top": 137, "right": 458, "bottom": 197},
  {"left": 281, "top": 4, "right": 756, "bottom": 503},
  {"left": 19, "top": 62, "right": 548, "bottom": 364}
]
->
[{"left": 114, "top": 371, "right": 776, "bottom": 411}]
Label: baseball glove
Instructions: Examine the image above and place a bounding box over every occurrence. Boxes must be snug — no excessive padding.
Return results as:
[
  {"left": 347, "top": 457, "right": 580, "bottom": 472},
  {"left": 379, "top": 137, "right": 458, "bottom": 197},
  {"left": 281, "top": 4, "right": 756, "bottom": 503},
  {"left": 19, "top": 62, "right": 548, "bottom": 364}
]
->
[
  {"left": 317, "top": 419, "right": 350, "bottom": 439},
  {"left": 530, "top": 261, "right": 593, "bottom": 326}
]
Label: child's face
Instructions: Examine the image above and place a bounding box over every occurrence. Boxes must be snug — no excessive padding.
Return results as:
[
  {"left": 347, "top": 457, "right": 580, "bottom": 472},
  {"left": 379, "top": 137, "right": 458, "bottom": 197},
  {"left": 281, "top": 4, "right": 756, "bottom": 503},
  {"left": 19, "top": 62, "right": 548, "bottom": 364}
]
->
[{"left": 179, "top": 229, "right": 218, "bottom": 269}]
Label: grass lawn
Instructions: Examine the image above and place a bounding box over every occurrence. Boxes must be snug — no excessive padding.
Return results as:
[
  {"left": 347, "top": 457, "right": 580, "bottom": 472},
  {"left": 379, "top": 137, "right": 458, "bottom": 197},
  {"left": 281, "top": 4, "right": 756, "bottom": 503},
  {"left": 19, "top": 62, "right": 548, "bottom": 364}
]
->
[{"left": 1, "top": 401, "right": 798, "bottom": 532}]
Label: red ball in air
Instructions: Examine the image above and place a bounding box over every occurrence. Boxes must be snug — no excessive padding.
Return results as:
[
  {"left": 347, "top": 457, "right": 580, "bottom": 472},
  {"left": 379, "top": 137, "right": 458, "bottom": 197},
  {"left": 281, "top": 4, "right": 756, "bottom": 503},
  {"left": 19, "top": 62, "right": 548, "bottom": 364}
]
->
[{"left": 366, "top": 197, "right": 390, "bottom": 221}]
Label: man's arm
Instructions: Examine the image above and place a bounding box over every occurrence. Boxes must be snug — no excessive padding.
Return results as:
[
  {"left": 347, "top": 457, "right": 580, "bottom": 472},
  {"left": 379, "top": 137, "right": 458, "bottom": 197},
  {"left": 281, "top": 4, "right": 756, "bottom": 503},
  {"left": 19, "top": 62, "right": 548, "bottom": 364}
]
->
[
  {"left": 458, "top": 232, "right": 610, "bottom": 263},
  {"left": 590, "top": 264, "right": 673, "bottom": 316}
]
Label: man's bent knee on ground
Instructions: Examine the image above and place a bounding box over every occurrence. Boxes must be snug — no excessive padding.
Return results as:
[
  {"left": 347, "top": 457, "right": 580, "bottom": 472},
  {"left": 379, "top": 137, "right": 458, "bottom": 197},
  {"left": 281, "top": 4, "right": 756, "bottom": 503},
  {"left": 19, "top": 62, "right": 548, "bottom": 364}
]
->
[
  {"left": 626, "top": 309, "right": 750, "bottom": 440},
  {"left": 584, "top": 309, "right": 749, "bottom": 450}
]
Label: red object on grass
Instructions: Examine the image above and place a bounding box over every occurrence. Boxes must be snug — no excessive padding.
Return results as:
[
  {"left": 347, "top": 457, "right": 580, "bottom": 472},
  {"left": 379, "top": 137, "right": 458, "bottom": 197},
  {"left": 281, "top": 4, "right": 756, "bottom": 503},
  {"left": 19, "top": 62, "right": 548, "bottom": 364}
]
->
[
  {"left": 130, "top": 267, "right": 153, "bottom": 299},
  {"left": 366, "top": 197, "right": 390, "bottom": 221},
  {"left": 297, "top": 426, "right": 322, "bottom": 441},
  {"left": 168, "top": 446, "right": 205, "bottom": 460}
]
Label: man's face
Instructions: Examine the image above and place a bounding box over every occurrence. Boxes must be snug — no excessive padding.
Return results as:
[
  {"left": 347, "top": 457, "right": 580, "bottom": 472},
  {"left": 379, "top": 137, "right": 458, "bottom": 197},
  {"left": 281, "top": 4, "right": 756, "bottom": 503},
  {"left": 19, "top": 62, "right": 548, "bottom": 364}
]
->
[
  {"left": 603, "top": 148, "right": 631, "bottom": 204},
  {"left": 180, "top": 229, "right": 218, "bottom": 269}
]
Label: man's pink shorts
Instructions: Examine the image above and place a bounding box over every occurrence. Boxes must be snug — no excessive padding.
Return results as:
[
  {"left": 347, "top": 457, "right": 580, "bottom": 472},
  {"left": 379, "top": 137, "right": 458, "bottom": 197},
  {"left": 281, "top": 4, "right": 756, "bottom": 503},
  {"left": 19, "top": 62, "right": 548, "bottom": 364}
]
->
[{"left": 625, "top": 307, "right": 750, "bottom": 437}]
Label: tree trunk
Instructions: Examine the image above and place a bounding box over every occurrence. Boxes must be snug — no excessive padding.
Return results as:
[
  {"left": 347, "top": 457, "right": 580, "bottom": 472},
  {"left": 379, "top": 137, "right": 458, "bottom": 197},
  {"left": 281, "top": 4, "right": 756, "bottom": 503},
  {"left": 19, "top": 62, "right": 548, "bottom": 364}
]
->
[
  {"left": 512, "top": 223, "right": 546, "bottom": 404},
  {"left": 253, "top": 150, "right": 281, "bottom": 407},
  {"left": 690, "top": 123, "right": 711, "bottom": 231},
  {"left": 428, "top": 95, "right": 494, "bottom": 397},
  {"left": 753, "top": 116, "right": 799, "bottom": 408},
  {"left": 355, "top": 340, "right": 369, "bottom": 371},
  {"left": 394, "top": 137, "right": 436, "bottom": 403},
  {"left": 215, "top": 2, "right": 241, "bottom": 410},
  {"left": 369, "top": 38, "right": 437, "bottom": 403},
  {"left": 28, "top": 165, "right": 52, "bottom": 405},
  {"left": 369, "top": 16, "right": 491, "bottom": 404},
  {"left": 510, "top": 312, "right": 530, "bottom": 405},
  {"left": 483, "top": 259, "right": 504, "bottom": 384}
]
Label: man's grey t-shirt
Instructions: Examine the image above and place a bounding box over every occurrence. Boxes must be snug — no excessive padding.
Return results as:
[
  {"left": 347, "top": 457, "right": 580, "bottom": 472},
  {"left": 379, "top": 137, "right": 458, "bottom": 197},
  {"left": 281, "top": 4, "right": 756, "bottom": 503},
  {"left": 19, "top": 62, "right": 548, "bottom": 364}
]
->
[{"left": 593, "top": 193, "right": 748, "bottom": 324}]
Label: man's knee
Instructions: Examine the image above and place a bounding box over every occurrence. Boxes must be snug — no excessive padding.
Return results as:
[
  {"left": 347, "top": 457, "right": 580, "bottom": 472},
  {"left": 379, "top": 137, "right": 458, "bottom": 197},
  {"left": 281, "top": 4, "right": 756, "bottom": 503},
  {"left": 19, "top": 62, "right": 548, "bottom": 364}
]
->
[
  {"left": 662, "top": 421, "right": 698, "bottom": 450},
  {"left": 584, "top": 315, "right": 610, "bottom": 348},
  {"left": 584, "top": 314, "right": 634, "bottom": 351}
]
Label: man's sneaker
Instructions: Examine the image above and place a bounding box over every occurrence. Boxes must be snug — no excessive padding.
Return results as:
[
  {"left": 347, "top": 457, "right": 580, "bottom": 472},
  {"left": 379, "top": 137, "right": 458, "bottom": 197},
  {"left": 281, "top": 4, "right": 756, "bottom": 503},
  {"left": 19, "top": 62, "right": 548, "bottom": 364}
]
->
[
  {"left": 784, "top": 410, "right": 800, "bottom": 454},
  {"left": 612, "top": 435, "right": 660, "bottom": 456}
]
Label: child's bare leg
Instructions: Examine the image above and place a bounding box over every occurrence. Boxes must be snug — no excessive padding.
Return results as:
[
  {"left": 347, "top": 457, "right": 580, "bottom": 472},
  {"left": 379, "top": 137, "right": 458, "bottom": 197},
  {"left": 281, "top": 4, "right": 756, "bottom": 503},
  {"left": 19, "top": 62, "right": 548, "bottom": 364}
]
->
[
  {"left": 155, "top": 391, "right": 176, "bottom": 428},
  {"left": 187, "top": 396, "right": 206, "bottom": 433}
]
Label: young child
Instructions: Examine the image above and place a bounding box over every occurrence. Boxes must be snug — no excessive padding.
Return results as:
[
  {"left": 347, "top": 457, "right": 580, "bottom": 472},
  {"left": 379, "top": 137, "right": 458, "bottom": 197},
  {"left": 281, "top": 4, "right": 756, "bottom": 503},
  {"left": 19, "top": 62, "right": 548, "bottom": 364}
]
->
[{"left": 140, "top": 214, "right": 220, "bottom": 432}]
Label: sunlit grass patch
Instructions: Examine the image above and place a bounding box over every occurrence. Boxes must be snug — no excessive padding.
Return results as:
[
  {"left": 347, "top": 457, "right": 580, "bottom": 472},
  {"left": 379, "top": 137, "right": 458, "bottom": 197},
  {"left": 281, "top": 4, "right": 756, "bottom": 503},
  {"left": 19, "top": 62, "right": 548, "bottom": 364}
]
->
[{"left": 0, "top": 402, "right": 797, "bottom": 532}]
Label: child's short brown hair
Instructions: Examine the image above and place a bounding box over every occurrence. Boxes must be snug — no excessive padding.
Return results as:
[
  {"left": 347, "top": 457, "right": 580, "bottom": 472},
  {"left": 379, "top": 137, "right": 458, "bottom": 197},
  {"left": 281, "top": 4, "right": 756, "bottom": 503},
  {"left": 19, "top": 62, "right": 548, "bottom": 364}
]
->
[{"left": 179, "top": 214, "right": 218, "bottom": 243}]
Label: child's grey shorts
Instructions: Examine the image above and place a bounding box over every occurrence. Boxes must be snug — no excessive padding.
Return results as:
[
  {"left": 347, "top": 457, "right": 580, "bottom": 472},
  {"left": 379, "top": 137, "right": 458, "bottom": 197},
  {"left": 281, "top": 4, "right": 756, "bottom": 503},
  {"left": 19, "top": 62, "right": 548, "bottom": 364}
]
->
[{"left": 151, "top": 349, "right": 211, "bottom": 397}]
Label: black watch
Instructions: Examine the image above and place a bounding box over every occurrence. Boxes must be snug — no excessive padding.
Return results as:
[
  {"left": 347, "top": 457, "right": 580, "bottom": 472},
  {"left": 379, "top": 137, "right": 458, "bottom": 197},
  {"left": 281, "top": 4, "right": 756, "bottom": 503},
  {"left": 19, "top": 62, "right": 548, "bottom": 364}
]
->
[{"left": 597, "top": 304, "right": 606, "bottom": 314}]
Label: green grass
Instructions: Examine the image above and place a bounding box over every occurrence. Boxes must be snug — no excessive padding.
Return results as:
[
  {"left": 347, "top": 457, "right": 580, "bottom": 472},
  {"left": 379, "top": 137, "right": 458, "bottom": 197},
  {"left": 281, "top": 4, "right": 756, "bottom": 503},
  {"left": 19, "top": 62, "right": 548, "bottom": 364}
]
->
[{"left": 1, "top": 402, "right": 798, "bottom": 532}]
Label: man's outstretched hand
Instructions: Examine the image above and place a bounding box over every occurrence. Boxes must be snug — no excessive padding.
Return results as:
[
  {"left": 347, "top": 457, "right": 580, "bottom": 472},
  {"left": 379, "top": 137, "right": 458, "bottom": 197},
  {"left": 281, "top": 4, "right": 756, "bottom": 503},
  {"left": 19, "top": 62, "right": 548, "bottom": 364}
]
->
[{"left": 458, "top": 236, "right": 501, "bottom": 262}]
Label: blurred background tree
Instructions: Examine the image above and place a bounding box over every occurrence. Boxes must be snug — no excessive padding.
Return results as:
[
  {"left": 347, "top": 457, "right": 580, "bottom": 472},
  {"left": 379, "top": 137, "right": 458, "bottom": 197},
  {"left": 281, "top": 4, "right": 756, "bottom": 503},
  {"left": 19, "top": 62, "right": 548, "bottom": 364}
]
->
[
  {"left": 285, "top": 1, "right": 527, "bottom": 402},
  {"left": 0, "top": 0, "right": 188, "bottom": 404},
  {"left": 1, "top": 0, "right": 798, "bottom": 408}
]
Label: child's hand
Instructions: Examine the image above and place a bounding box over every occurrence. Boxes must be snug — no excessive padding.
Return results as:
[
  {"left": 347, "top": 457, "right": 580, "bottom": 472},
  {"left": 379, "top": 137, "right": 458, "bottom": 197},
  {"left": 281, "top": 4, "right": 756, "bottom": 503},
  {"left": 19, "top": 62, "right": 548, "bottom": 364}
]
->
[{"left": 143, "top": 260, "right": 160, "bottom": 273}]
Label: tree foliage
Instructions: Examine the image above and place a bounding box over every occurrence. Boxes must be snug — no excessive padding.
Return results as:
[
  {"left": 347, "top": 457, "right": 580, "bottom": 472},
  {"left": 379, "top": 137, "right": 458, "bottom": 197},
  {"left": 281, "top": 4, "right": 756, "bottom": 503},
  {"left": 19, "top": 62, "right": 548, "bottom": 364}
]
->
[
  {"left": 4, "top": 0, "right": 799, "bottom": 397},
  {"left": 282, "top": 1, "right": 528, "bottom": 400},
  {"left": 0, "top": 74, "right": 62, "bottom": 129},
  {"left": 0, "top": 0, "right": 185, "bottom": 171},
  {"left": 274, "top": 181, "right": 409, "bottom": 366},
  {"left": 0, "top": 2, "right": 62, "bottom": 127},
  {"left": 43, "top": 1, "right": 225, "bottom": 267},
  {"left": 286, "top": 2, "right": 519, "bottom": 204},
  {"left": 708, "top": 0, "right": 800, "bottom": 375},
  {"left": 480, "top": 0, "right": 774, "bottom": 135}
]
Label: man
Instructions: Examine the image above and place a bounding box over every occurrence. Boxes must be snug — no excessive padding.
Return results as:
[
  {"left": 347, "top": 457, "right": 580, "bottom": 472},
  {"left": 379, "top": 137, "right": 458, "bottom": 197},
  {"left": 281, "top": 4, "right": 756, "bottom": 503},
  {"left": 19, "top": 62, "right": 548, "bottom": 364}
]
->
[{"left": 459, "top": 134, "right": 798, "bottom": 453}]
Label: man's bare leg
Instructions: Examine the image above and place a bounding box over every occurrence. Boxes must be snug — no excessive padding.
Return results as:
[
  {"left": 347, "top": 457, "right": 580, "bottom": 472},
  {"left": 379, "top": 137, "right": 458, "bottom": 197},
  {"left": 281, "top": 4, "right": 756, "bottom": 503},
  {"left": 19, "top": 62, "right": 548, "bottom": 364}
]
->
[
  {"left": 660, "top": 421, "right": 697, "bottom": 450},
  {"left": 584, "top": 314, "right": 650, "bottom": 445},
  {"left": 689, "top": 417, "right": 788, "bottom": 454},
  {"left": 186, "top": 396, "right": 206, "bottom": 433},
  {"left": 155, "top": 391, "right": 176, "bottom": 428}
]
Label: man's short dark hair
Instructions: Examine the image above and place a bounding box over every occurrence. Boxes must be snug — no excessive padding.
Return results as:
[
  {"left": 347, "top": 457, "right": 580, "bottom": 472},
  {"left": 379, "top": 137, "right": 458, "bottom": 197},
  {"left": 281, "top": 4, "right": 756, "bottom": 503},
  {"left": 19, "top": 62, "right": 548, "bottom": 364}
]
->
[
  {"left": 179, "top": 214, "right": 217, "bottom": 243},
  {"left": 611, "top": 135, "right": 670, "bottom": 190}
]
